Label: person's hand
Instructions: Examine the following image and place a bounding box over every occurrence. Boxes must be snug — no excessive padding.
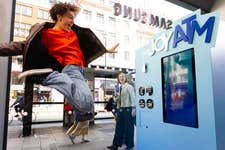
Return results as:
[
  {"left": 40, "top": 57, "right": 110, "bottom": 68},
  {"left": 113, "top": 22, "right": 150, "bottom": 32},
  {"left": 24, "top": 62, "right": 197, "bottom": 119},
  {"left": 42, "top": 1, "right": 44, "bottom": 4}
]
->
[
  {"left": 131, "top": 107, "right": 136, "bottom": 117},
  {"left": 106, "top": 43, "right": 119, "bottom": 53}
]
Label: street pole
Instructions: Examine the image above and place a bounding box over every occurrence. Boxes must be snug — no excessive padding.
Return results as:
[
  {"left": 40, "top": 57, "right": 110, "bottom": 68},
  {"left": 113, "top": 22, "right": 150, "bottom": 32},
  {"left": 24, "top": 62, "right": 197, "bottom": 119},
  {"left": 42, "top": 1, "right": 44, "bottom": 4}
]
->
[{"left": 104, "top": 35, "right": 107, "bottom": 101}]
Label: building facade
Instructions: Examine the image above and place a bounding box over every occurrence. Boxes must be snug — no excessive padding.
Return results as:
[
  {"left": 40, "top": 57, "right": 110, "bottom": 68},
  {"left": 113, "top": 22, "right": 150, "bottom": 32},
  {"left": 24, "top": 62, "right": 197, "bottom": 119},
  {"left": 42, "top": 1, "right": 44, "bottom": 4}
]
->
[{"left": 11, "top": 0, "right": 169, "bottom": 99}]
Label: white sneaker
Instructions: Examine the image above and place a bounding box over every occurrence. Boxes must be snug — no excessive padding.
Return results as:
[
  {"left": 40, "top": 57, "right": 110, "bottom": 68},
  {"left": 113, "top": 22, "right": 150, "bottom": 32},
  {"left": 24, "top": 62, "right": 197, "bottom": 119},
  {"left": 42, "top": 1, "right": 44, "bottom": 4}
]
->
[{"left": 18, "top": 68, "right": 53, "bottom": 82}]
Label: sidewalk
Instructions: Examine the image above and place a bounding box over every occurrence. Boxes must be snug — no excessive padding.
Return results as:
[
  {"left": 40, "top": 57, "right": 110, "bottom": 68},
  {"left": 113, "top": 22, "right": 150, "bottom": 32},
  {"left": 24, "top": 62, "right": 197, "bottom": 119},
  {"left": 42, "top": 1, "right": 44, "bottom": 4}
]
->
[{"left": 7, "top": 120, "right": 136, "bottom": 150}]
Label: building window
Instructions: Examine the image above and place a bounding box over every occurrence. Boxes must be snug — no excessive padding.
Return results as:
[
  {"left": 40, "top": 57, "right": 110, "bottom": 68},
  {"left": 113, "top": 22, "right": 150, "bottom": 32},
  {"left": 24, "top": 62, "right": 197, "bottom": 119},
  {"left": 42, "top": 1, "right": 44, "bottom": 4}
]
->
[
  {"left": 95, "top": 30, "right": 107, "bottom": 59},
  {"left": 109, "top": 17, "right": 116, "bottom": 30},
  {"left": 123, "top": 35, "right": 130, "bottom": 61},
  {"left": 123, "top": 35, "right": 131, "bottom": 51},
  {"left": 14, "top": 22, "right": 31, "bottom": 37},
  {"left": 109, "top": 52, "right": 115, "bottom": 59},
  {"left": 82, "top": 9, "right": 92, "bottom": 24},
  {"left": 95, "top": 31, "right": 116, "bottom": 59},
  {"left": 123, "top": 20, "right": 129, "bottom": 29},
  {"left": 124, "top": 51, "right": 130, "bottom": 61},
  {"left": 16, "top": 4, "right": 32, "bottom": 16},
  {"left": 124, "top": 35, "right": 130, "bottom": 47},
  {"left": 108, "top": 33, "right": 116, "bottom": 59},
  {"left": 96, "top": 13, "right": 104, "bottom": 25},
  {"left": 38, "top": 9, "right": 49, "bottom": 20}
]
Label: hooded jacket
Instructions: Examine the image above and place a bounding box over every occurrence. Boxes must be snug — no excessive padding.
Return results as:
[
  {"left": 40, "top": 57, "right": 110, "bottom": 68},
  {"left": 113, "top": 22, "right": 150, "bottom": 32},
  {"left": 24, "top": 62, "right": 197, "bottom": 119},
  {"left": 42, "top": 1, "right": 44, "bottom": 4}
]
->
[{"left": 0, "top": 22, "right": 106, "bottom": 71}]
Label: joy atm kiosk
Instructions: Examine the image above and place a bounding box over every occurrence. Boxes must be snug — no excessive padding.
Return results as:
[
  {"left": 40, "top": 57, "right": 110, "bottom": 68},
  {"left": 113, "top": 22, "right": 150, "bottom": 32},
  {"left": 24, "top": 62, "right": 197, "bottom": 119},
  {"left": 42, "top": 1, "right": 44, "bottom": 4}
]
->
[{"left": 135, "top": 10, "right": 225, "bottom": 150}]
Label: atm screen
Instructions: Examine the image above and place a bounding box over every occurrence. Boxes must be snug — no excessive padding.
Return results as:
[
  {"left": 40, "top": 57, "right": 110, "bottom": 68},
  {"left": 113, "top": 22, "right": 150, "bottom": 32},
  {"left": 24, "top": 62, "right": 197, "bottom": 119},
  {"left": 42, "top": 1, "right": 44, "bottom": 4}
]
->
[{"left": 161, "top": 48, "right": 198, "bottom": 128}]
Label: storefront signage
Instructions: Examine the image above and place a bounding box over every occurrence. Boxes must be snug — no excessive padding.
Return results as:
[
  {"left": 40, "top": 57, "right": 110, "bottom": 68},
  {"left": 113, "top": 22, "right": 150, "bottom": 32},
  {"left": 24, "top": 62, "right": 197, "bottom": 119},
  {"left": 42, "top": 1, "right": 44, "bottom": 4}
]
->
[{"left": 113, "top": 3, "right": 173, "bottom": 29}]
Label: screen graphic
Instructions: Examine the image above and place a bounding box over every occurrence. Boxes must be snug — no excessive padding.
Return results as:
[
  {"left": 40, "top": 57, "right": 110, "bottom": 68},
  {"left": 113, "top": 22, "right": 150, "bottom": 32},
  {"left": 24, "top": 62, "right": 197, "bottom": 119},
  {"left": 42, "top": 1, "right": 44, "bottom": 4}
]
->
[{"left": 161, "top": 48, "right": 198, "bottom": 128}]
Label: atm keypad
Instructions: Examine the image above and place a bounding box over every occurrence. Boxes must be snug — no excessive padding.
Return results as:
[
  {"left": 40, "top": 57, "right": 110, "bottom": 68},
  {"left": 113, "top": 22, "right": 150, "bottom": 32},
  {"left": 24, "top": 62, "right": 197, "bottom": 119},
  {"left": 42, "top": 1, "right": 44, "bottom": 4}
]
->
[
  {"left": 146, "top": 86, "right": 153, "bottom": 96},
  {"left": 138, "top": 85, "right": 154, "bottom": 109},
  {"left": 139, "top": 99, "right": 145, "bottom": 108},
  {"left": 139, "top": 87, "right": 145, "bottom": 96},
  {"left": 146, "top": 99, "right": 153, "bottom": 109}
]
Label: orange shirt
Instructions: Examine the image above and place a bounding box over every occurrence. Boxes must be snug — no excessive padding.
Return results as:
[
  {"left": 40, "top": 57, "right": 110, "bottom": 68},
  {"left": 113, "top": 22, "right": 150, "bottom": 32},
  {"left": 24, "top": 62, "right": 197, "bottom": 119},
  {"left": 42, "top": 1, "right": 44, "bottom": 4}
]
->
[{"left": 41, "top": 28, "right": 85, "bottom": 67}]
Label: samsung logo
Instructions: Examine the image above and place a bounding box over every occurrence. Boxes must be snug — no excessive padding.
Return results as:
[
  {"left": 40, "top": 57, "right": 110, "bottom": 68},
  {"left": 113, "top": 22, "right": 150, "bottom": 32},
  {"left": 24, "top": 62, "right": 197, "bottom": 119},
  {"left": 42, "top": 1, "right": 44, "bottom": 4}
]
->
[{"left": 113, "top": 3, "right": 173, "bottom": 30}]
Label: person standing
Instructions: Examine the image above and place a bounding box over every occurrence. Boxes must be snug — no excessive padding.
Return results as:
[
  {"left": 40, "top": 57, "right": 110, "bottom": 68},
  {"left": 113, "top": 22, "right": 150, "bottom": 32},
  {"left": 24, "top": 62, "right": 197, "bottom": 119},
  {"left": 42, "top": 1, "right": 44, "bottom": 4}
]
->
[
  {"left": 107, "top": 72, "right": 136, "bottom": 150},
  {"left": 10, "top": 92, "right": 24, "bottom": 117}
]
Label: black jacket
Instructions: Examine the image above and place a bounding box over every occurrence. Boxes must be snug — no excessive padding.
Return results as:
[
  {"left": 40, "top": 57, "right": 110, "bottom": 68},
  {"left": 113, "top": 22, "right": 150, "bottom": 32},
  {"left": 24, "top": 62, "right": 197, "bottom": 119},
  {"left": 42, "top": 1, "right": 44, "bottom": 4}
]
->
[{"left": 0, "top": 22, "right": 107, "bottom": 71}]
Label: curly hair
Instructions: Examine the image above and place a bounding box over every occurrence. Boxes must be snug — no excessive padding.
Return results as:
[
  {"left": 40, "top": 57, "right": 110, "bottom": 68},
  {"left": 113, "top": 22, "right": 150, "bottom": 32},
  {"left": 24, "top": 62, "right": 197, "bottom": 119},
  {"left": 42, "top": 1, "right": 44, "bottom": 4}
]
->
[{"left": 49, "top": 2, "right": 79, "bottom": 22}]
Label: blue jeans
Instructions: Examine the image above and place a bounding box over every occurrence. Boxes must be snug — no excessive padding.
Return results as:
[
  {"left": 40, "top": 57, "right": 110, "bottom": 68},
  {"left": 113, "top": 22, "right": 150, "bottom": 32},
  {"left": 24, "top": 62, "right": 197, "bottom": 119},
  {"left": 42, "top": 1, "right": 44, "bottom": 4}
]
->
[
  {"left": 42, "top": 64, "right": 94, "bottom": 113},
  {"left": 113, "top": 107, "right": 134, "bottom": 148}
]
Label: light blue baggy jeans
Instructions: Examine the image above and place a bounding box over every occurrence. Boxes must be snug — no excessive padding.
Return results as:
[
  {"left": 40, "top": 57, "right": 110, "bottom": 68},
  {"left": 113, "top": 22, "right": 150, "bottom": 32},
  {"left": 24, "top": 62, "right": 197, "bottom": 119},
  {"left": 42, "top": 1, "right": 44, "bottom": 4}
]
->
[{"left": 42, "top": 65, "right": 94, "bottom": 113}]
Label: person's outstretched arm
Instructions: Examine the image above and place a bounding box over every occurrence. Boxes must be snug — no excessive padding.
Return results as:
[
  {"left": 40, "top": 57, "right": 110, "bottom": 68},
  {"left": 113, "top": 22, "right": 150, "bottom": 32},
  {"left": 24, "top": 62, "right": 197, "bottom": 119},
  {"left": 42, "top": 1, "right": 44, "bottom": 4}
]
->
[
  {"left": 106, "top": 43, "right": 119, "bottom": 53},
  {"left": 0, "top": 41, "right": 26, "bottom": 56}
]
